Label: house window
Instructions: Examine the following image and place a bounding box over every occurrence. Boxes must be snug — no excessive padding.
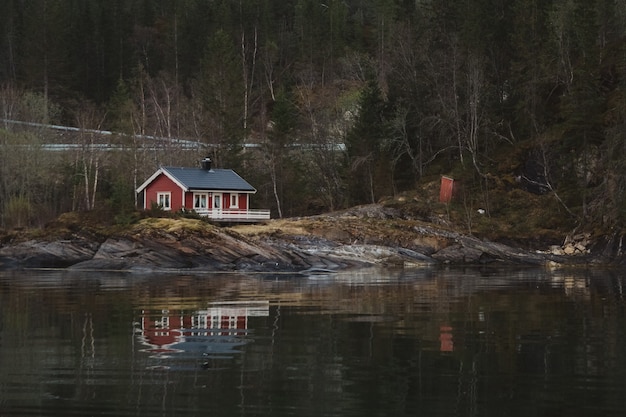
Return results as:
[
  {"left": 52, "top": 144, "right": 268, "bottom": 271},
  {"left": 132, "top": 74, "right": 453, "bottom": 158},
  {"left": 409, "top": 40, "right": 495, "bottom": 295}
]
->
[
  {"left": 194, "top": 193, "right": 208, "bottom": 210},
  {"left": 157, "top": 192, "right": 171, "bottom": 210},
  {"left": 230, "top": 193, "right": 238, "bottom": 208}
]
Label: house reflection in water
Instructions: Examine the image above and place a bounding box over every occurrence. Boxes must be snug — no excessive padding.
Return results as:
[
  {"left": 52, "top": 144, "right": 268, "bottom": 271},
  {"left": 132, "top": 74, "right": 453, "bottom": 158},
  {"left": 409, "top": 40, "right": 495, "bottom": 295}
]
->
[
  {"left": 136, "top": 301, "right": 269, "bottom": 362},
  {"left": 439, "top": 325, "right": 454, "bottom": 352}
]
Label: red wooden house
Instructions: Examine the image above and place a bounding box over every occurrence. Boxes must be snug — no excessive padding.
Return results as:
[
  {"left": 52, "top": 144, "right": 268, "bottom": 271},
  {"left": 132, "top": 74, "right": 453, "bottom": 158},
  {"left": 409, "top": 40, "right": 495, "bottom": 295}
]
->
[{"left": 136, "top": 157, "right": 270, "bottom": 222}]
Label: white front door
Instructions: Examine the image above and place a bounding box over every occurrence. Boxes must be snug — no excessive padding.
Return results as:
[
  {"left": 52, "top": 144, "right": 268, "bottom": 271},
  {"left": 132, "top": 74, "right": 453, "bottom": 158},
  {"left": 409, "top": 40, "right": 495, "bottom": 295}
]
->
[{"left": 212, "top": 193, "right": 222, "bottom": 218}]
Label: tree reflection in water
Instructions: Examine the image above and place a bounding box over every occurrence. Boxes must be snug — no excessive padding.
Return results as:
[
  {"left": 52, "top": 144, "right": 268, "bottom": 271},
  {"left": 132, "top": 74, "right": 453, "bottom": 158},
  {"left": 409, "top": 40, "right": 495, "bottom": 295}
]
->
[{"left": 0, "top": 268, "right": 624, "bottom": 416}]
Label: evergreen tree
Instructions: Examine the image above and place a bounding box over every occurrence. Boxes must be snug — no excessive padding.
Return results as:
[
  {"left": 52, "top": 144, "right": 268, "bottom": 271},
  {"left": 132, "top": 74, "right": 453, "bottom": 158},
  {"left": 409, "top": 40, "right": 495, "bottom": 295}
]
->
[
  {"left": 509, "top": 0, "right": 555, "bottom": 139},
  {"left": 263, "top": 89, "right": 298, "bottom": 218},
  {"left": 345, "top": 79, "right": 390, "bottom": 203},
  {"left": 0, "top": 0, "right": 20, "bottom": 83},
  {"left": 196, "top": 28, "right": 245, "bottom": 166}
]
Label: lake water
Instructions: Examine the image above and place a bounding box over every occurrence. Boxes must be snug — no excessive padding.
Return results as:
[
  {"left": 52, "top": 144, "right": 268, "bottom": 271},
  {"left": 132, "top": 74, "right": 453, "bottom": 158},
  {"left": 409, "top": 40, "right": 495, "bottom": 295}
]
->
[{"left": 1, "top": 266, "right": 625, "bottom": 416}]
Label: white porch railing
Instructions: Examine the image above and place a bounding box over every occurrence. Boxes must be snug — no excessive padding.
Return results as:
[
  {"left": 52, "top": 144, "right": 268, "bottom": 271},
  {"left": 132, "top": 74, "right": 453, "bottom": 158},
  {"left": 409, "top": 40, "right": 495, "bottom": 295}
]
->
[{"left": 195, "top": 209, "right": 271, "bottom": 222}]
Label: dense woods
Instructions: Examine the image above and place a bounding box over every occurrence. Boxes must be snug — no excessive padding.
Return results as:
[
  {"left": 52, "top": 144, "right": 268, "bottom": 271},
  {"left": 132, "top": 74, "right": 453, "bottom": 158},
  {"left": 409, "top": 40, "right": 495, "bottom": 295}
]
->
[{"left": 1, "top": 0, "right": 626, "bottom": 233}]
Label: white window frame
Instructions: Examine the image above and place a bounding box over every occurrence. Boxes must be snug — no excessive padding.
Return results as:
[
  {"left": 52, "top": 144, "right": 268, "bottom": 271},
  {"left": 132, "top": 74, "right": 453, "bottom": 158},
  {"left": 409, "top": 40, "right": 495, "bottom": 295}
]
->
[
  {"left": 157, "top": 192, "right": 171, "bottom": 210},
  {"left": 230, "top": 193, "right": 239, "bottom": 208},
  {"left": 213, "top": 193, "right": 221, "bottom": 209},
  {"left": 193, "top": 193, "right": 208, "bottom": 210}
]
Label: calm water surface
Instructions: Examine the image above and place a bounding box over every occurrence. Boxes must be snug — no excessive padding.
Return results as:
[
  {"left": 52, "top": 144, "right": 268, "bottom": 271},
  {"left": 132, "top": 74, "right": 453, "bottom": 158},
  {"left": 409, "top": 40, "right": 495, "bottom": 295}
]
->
[{"left": 0, "top": 267, "right": 625, "bottom": 416}]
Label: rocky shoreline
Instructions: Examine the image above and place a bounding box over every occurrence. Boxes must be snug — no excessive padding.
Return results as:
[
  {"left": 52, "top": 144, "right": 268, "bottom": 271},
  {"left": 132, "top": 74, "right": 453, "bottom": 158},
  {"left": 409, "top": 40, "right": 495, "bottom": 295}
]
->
[{"left": 0, "top": 205, "right": 621, "bottom": 273}]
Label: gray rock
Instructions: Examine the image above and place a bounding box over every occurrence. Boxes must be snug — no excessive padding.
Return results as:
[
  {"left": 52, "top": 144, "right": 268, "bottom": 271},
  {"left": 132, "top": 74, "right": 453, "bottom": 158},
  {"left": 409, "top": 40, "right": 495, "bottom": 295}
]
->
[
  {"left": 0, "top": 209, "right": 584, "bottom": 272},
  {"left": 0, "top": 239, "right": 97, "bottom": 268},
  {"left": 432, "top": 244, "right": 484, "bottom": 263}
]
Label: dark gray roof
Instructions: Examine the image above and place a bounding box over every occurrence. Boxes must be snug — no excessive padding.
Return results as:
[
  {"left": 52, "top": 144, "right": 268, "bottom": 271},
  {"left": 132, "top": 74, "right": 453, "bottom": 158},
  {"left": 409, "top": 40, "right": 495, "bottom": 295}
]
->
[{"left": 162, "top": 167, "right": 256, "bottom": 192}]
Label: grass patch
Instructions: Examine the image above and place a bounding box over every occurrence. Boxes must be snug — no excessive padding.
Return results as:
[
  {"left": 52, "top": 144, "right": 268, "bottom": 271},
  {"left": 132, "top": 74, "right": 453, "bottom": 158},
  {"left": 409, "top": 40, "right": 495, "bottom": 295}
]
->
[
  {"left": 231, "top": 219, "right": 312, "bottom": 237},
  {"left": 130, "top": 217, "right": 217, "bottom": 237}
]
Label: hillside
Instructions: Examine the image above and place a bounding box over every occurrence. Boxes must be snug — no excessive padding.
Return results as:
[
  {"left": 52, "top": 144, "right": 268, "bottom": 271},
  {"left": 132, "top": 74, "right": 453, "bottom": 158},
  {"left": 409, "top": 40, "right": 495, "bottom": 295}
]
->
[{"left": 2, "top": 0, "right": 626, "bottom": 235}]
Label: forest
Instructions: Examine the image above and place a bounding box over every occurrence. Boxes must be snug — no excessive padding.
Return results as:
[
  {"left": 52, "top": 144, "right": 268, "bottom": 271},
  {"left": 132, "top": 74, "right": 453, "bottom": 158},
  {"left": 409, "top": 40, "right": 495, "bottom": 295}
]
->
[{"left": 1, "top": 0, "right": 626, "bottom": 234}]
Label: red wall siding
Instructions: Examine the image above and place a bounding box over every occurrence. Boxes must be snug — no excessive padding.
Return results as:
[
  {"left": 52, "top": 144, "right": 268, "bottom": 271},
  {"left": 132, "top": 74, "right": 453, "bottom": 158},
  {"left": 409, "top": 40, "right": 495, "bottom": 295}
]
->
[
  {"left": 145, "top": 174, "right": 184, "bottom": 211},
  {"left": 238, "top": 194, "right": 248, "bottom": 210},
  {"left": 184, "top": 192, "right": 194, "bottom": 210},
  {"left": 221, "top": 193, "right": 249, "bottom": 210}
]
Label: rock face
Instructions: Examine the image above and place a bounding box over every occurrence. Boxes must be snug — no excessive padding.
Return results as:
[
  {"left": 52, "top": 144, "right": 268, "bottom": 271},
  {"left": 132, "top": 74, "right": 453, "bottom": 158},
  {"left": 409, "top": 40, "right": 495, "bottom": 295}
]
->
[
  {"left": 0, "top": 207, "right": 595, "bottom": 272},
  {"left": 0, "top": 239, "right": 98, "bottom": 269}
]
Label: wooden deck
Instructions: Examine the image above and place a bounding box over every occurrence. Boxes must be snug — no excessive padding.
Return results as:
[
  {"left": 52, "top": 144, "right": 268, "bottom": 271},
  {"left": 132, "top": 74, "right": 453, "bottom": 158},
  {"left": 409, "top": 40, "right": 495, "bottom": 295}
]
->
[{"left": 195, "top": 209, "right": 271, "bottom": 222}]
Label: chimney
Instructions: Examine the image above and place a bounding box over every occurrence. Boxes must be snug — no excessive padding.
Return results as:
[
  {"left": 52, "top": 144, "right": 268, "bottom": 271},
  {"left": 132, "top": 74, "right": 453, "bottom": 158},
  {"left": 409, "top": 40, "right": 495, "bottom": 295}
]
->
[{"left": 201, "top": 157, "right": 212, "bottom": 171}]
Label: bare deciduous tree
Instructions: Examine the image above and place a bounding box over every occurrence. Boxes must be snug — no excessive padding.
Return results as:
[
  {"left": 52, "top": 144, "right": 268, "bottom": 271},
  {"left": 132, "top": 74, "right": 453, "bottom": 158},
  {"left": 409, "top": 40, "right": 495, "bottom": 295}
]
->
[{"left": 74, "top": 103, "right": 107, "bottom": 211}]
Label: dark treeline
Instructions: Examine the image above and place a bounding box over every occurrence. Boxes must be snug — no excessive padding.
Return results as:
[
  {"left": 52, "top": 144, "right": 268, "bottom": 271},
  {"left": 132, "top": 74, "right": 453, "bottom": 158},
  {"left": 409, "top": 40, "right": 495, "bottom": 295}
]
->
[{"left": 1, "top": 0, "right": 626, "bottom": 231}]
